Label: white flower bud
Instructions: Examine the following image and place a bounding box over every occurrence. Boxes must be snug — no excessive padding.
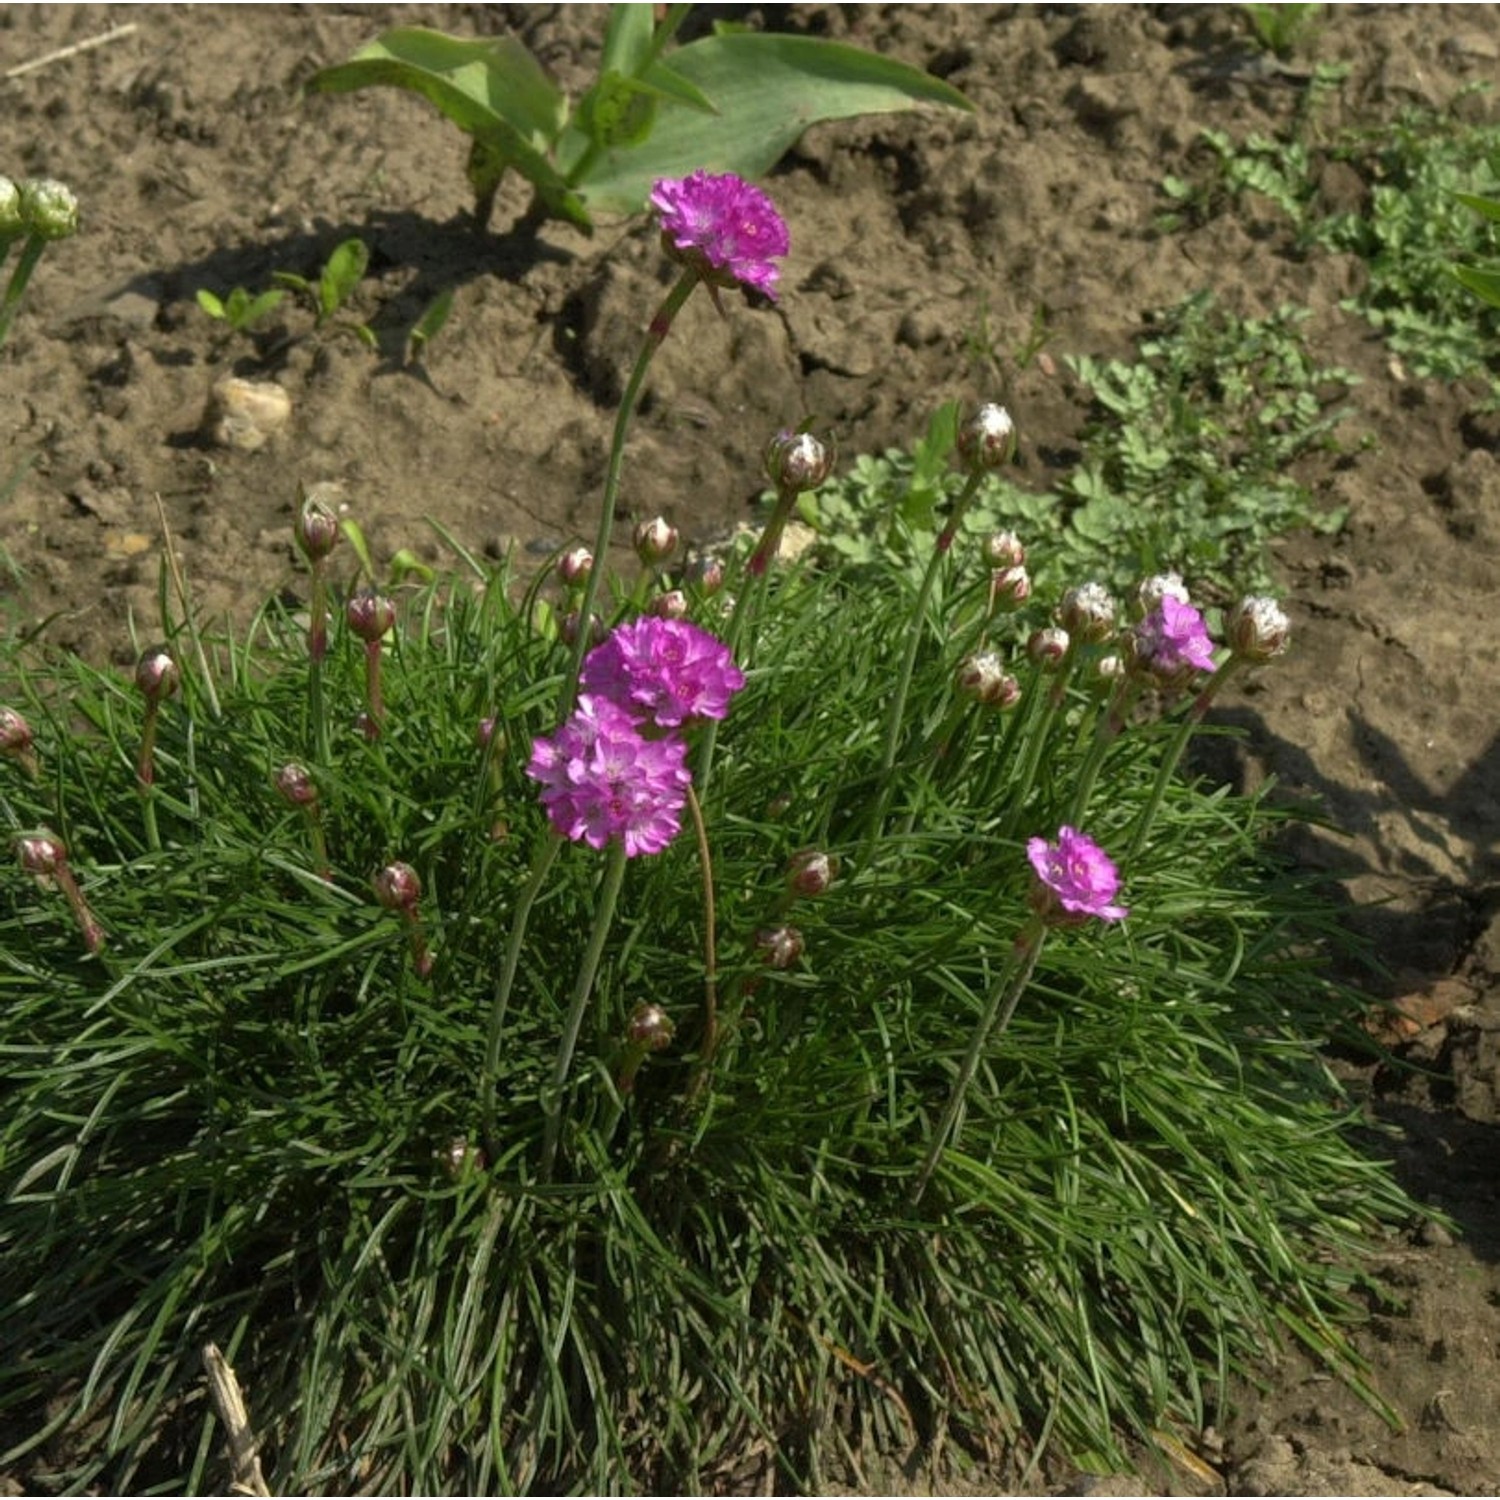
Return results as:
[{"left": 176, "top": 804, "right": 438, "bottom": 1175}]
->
[
  {"left": 956, "top": 403, "right": 1015, "bottom": 473},
  {"left": 983, "top": 530, "right": 1026, "bottom": 569},
  {"left": 633, "top": 516, "right": 679, "bottom": 565},
  {"left": 19, "top": 178, "right": 79, "bottom": 241},
  {"left": 1137, "top": 571, "right": 1190, "bottom": 614},
  {"left": 1226, "top": 596, "right": 1290, "bottom": 661},
  {"left": 1057, "top": 582, "right": 1116, "bottom": 644}
]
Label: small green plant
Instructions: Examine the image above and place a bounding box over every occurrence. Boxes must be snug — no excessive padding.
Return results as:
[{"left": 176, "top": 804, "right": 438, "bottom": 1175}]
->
[
  {"left": 0, "top": 175, "right": 79, "bottom": 348},
  {"left": 1240, "top": 3, "right": 1323, "bottom": 60},
  {"left": 808, "top": 294, "right": 1354, "bottom": 597},
  {"left": 306, "top": 7, "right": 972, "bottom": 232},
  {"left": 194, "top": 283, "right": 286, "bottom": 334},
  {"left": 272, "top": 236, "right": 376, "bottom": 348}
]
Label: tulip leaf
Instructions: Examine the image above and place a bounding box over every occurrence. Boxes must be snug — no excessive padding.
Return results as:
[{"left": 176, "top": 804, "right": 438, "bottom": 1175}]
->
[{"left": 562, "top": 32, "right": 973, "bottom": 213}]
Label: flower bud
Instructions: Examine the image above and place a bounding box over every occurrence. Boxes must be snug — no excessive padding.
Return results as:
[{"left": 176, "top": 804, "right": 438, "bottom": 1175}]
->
[
  {"left": 295, "top": 483, "right": 342, "bottom": 563},
  {"left": 755, "top": 925, "right": 805, "bottom": 969},
  {"left": 649, "top": 589, "right": 689, "bottom": 620},
  {"left": 19, "top": 178, "right": 79, "bottom": 241},
  {"left": 0, "top": 177, "right": 23, "bottom": 239},
  {"left": 438, "top": 1136, "right": 487, "bottom": 1178},
  {"left": 685, "top": 555, "right": 724, "bottom": 595},
  {"left": 1027, "top": 626, "right": 1070, "bottom": 669},
  {"left": 1226, "top": 596, "right": 1291, "bottom": 662},
  {"left": 983, "top": 530, "right": 1026, "bottom": 569},
  {"left": 557, "top": 546, "right": 594, "bottom": 587},
  {"left": 346, "top": 590, "right": 396, "bottom": 643},
  {"left": 374, "top": 861, "right": 421, "bottom": 913},
  {"left": 135, "top": 647, "right": 180, "bottom": 704},
  {"left": 1057, "top": 582, "right": 1116, "bottom": 644},
  {"left": 1095, "top": 654, "right": 1126, "bottom": 686},
  {"left": 274, "top": 762, "right": 318, "bottom": 808},
  {"left": 1136, "top": 571, "right": 1190, "bottom": 615},
  {"left": 0, "top": 706, "right": 35, "bottom": 760},
  {"left": 787, "top": 848, "right": 837, "bottom": 898},
  {"left": 765, "top": 430, "right": 833, "bottom": 494},
  {"left": 477, "top": 717, "right": 506, "bottom": 752},
  {"left": 991, "top": 564, "right": 1032, "bottom": 609},
  {"left": 956, "top": 403, "right": 1016, "bottom": 474},
  {"left": 559, "top": 610, "right": 605, "bottom": 648},
  {"left": 626, "top": 1001, "right": 675, "bottom": 1053},
  {"left": 633, "top": 516, "right": 679, "bottom": 566},
  {"left": 16, "top": 831, "right": 64, "bottom": 878},
  {"left": 956, "top": 651, "right": 1021, "bottom": 709}
]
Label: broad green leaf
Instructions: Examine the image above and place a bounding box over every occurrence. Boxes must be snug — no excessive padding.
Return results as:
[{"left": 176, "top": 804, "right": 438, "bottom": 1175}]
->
[
  {"left": 320, "top": 238, "right": 369, "bottom": 319},
  {"left": 640, "top": 60, "right": 716, "bottom": 116},
  {"left": 561, "top": 32, "right": 972, "bottom": 213},
  {"left": 1453, "top": 262, "right": 1500, "bottom": 310},
  {"left": 307, "top": 29, "right": 588, "bottom": 228},
  {"left": 195, "top": 289, "right": 225, "bottom": 320},
  {"left": 245, "top": 289, "right": 286, "bottom": 324}
]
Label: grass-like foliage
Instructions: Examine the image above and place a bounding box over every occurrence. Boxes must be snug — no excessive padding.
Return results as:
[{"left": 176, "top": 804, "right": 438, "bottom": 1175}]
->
[{"left": 2, "top": 173, "right": 1416, "bottom": 1495}]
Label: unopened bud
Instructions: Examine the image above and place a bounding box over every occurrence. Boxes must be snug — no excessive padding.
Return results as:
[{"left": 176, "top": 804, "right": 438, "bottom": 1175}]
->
[
  {"left": 991, "top": 563, "right": 1032, "bottom": 609},
  {"left": 477, "top": 717, "right": 506, "bottom": 751},
  {"left": 633, "top": 516, "right": 679, "bottom": 565},
  {"left": 956, "top": 403, "right": 1016, "bottom": 474},
  {"left": 765, "top": 430, "right": 833, "bottom": 494},
  {"left": 346, "top": 590, "right": 396, "bottom": 643},
  {"left": 649, "top": 589, "right": 689, "bottom": 620},
  {"left": 295, "top": 484, "right": 343, "bottom": 562},
  {"left": 559, "top": 610, "right": 604, "bottom": 648},
  {"left": 626, "top": 1001, "right": 675, "bottom": 1052},
  {"left": 135, "top": 647, "right": 180, "bottom": 703},
  {"left": 1137, "top": 571, "right": 1190, "bottom": 615},
  {"left": 1058, "top": 582, "right": 1116, "bottom": 644},
  {"left": 787, "top": 848, "right": 837, "bottom": 898},
  {"left": 1095, "top": 654, "right": 1126, "bottom": 685},
  {"left": 1027, "top": 626, "right": 1070, "bottom": 669},
  {"left": 274, "top": 762, "right": 318, "bottom": 808},
  {"left": 956, "top": 651, "right": 1021, "bottom": 709},
  {"left": 19, "top": 178, "right": 79, "bottom": 241},
  {"left": 1225, "top": 596, "right": 1290, "bottom": 661},
  {"left": 755, "top": 925, "right": 805, "bottom": 969},
  {"left": 686, "top": 555, "right": 724, "bottom": 595},
  {"left": 0, "top": 706, "right": 35, "bottom": 759},
  {"left": 0, "top": 177, "right": 23, "bottom": 238},
  {"left": 983, "top": 530, "right": 1026, "bottom": 569},
  {"left": 374, "top": 861, "right": 422, "bottom": 913},
  {"left": 438, "top": 1136, "right": 487, "bottom": 1178},
  {"left": 16, "top": 831, "right": 64, "bottom": 878},
  {"left": 557, "top": 546, "right": 594, "bottom": 587}
]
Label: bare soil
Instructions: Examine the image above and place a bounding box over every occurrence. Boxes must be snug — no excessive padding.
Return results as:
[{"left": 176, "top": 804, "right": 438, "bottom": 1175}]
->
[{"left": 4, "top": 5, "right": 1500, "bottom": 1495}]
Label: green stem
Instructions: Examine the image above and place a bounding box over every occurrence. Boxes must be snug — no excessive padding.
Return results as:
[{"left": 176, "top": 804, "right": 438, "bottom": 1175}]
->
[
  {"left": 0, "top": 235, "right": 46, "bottom": 347},
  {"left": 999, "top": 651, "right": 1080, "bottom": 842},
  {"left": 539, "top": 842, "right": 630, "bottom": 1180},
  {"left": 480, "top": 828, "right": 563, "bottom": 1162},
  {"left": 683, "top": 783, "right": 718, "bottom": 1059},
  {"left": 1064, "top": 676, "right": 1142, "bottom": 827},
  {"left": 857, "top": 472, "right": 983, "bottom": 867},
  {"left": 691, "top": 550, "right": 761, "bottom": 801},
  {"left": 909, "top": 921, "right": 1046, "bottom": 1208},
  {"left": 559, "top": 270, "right": 698, "bottom": 719},
  {"left": 308, "top": 565, "right": 330, "bottom": 767},
  {"left": 1125, "top": 658, "right": 1242, "bottom": 862}
]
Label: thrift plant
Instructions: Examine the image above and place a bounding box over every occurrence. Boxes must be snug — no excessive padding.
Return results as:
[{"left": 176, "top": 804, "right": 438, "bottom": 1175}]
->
[
  {"left": 0, "top": 174, "right": 79, "bottom": 346},
  {"left": 1, "top": 169, "right": 1418, "bottom": 1496}
]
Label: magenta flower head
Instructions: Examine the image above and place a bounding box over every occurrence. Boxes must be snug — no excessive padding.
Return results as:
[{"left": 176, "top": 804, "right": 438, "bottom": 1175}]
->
[
  {"left": 1026, "top": 826, "right": 1128, "bottom": 924},
  {"left": 1131, "top": 595, "right": 1217, "bottom": 683},
  {"left": 650, "top": 170, "right": 789, "bottom": 300},
  {"left": 581, "top": 617, "right": 745, "bottom": 731},
  {"left": 526, "top": 695, "right": 691, "bottom": 858}
]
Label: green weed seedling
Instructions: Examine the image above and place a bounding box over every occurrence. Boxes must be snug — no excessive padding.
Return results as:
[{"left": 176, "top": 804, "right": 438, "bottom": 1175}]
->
[
  {"left": 306, "top": 6, "right": 972, "bottom": 232},
  {"left": 1240, "top": 3, "right": 1324, "bottom": 61},
  {"left": 273, "top": 236, "right": 376, "bottom": 349},
  {"left": 194, "top": 284, "right": 287, "bottom": 336}
]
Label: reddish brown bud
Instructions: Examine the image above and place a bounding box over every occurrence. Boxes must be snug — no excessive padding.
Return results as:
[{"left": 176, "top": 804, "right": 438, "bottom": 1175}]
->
[
  {"left": 755, "top": 925, "right": 805, "bottom": 969},
  {"left": 374, "top": 861, "right": 422, "bottom": 913},
  {"left": 787, "top": 848, "right": 838, "bottom": 898},
  {"left": 135, "top": 647, "right": 180, "bottom": 703},
  {"left": 956, "top": 404, "right": 1016, "bottom": 474},
  {"left": 346, "top": 590, "right": 396, "bottom": 643}
]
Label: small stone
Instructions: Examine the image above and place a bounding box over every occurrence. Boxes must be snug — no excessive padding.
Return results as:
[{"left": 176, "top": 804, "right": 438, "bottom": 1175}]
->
[{"left": 203, "top": 376, "right": 291, "bottom": 452}]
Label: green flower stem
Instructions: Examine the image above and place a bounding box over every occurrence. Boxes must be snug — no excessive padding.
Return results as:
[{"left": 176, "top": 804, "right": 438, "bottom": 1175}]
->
[
  {"left": 1065, "top": 676, "right": 1143, "bottom": 826},
  {"left": 683, "top": 782, "right": 719, "bottom": 1059},
  {"left": 362, "top": 641, "right": 384, "bottom": 737},
  {"left": 0, "top": 234, "right": 46, "bottom": 347},
  {"left": 137, "top": 704, "right": 162, "bottom": 852},
  {"left": 999, "top": 652, "right": 1080, "bottom": 842},
  {"left": 858, "top": 470, "right": 983, "bottom": 863},
  {"left": 1125, "top": 657, "right": 1242, "bottom": 863},
  {"left": 539, "top": 841, "right": 629, "bottom": 1181},
  {"left": 307, "top": 563, "right": 330, "bottom": 767},
  {"left": 480, "top": 827, "right": 563, "bottom": 1162},
  {"left": 909, "top": 918, "right": 1047, "bottom": 1208},
  {"left": 559, "top": 269, "right": 698, "bottom": 720},
  {"left": 691, "top": 553, "right": 761, "bottom": 800}
]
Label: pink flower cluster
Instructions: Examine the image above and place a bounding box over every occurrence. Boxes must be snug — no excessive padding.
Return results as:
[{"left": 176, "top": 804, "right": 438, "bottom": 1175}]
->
[
  {"left": 1132, "top": 596, "right": 1217, "bottom": 682},
  {"left": 650, "top": 170, "right": 789, "bottom": 300},
  {"left": 527, "top": 619, "right": 744, "bottom": 857},
  {"left": 1026, "top": 826, "right": 1128, "bottom": 924}
]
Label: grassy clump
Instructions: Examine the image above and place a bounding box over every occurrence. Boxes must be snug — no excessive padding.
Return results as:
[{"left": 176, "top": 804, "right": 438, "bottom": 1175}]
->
[{"left": 1, "top": 502, "right": 1413, "bottom": 1493}]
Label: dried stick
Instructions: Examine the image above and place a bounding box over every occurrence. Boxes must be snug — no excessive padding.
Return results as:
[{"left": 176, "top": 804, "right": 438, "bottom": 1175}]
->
[
  {"left": 4, "top": 22, "right": 139, "bottom": 79},
  {"left": 202, "top": 1343, "right": 272, "bottom": 1497}
]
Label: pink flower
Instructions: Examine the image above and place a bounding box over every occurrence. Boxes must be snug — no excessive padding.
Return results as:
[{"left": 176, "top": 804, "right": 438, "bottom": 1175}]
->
[
  {"left": 1026, "top": 826, "right": 1128, "bottom": 923},
  {"left": 526, "top": 696, "right": 691, "bottom": 857},
  {"left": 580, "top": 618, "right": 745, "bottom": 731},
  {"left": 1132, "top": 596, "right": 1217, "bottom": 681},
  {"left": 650, "top": 170, "right": 789, "bottom": 299}
]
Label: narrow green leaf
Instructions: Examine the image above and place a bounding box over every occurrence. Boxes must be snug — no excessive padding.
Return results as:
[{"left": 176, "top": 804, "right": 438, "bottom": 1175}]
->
[
  {"left": 1455, "top": 191, "right": 1500, "bottom": 225},
  {"left": 320, "top": 238, "right": 369, "bottom": 319},
  {"left": 1452, "top": 262, "right": 1500, "bottom": 310},
  {"left": 408, "top": 287, "right": 455, "bottom": 360},
  {"left": 599, "top": 4, "right": 655, "bottom": 77},
  {"left": 564, "top": 32, "right": 973, "bottom": 213},
  {"left": 195, "top": 289, "right": 225, "bottom": 320}
]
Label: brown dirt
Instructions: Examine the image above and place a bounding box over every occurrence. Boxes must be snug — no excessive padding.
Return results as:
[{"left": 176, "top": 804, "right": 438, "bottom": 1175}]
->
[{"left": 4, "top": 4, "right": 1500, "bottom": 1495}]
